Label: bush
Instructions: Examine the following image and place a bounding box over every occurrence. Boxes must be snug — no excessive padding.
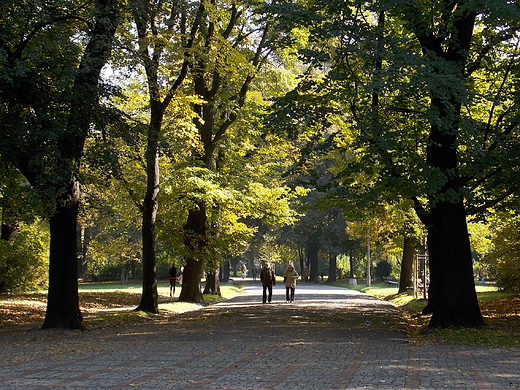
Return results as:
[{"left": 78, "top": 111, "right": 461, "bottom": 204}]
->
[
  {"left": 374, "top": 259, "right": 392, "bottom": 279},
  {"left": 488, "top": 216, "right": 520, "bottom": 292},
  {"left": 0, "top": 221, "right": 49, "bottom": 292}
]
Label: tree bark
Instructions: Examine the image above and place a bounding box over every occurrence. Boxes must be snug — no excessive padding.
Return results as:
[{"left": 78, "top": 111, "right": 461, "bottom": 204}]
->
[
  {"left": 1, "top": 221, "right": 18, "bottom": 242},
  {"left": 348, "top": 250, "right": 355, "bottom": 278},
  {"left": 203, "top": 270, "right": 221, "bottom": 295},
  {"left": 307, "top": 235, "right": 319, "bottom": 282},
  {"left": 398, "top": 236, "right": 414, "bottom": 293},
  {"left": 220, "top": 261, "right": 230, "bottom": 282},
  {"left": 78, "top": 224, "right": 91, "bottom": 280},
  {"left": 42, "top": 177, "right": 83, "bottom": 329},
  {"left": 135, "top": 114, "right": 160, "bottom": 313},
  {"left": 327, "top": 253, "right": 337, "bottom": 283},
  {"left": 422, "top": 201, "right": 484, "bottom": 327},
  {"left": 179, "top": 206, "right": 206, "bottom": 303}
]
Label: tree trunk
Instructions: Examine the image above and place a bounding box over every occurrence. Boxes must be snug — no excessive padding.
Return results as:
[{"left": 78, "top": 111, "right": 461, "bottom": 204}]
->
[
  {"left": 307, "top": 237, "right": 319, "bottom": 282},
  {"left": 1, "top": 205, "right": 19, "bottom": 241},
  {"left": 348, "top": 250, "right": 355, "bottom": 278},
  {"left": 179, "top": 206, "right": 206, "bottom": 303},
  {"left": 1, "top": 221, "right": 17, "bottom": 241},
  {"left": 327, "top": 253, "right": 337, "bottom": 283},
  {"left": 398, "top": 236, "right": 414, "bottom": 293},
  {"left": 78, "top": 224, "right": 91, "bottom": 280},
  {"left": 135, "top": 116, "right": 161, "bottom": 313},
  {"left": 179, "top": 258, "right": 204, "bottom": 303},
  {"left": 203, "top": 270, "right": 221, "bottom": 295},
  {"left": 422, "top": 201, "right": 484, "bottom": 327},
  {"left": 246, "top": 249, "right": 255, "bottom": 277},
  {"left": 220, "top": 261, "right": 230, "bottom": 282},
  {"left": 418, "top": 97, "right": 484, "bottom": 327},
  {"left": 403, "top": 0, "right": 483, "bottom": 328},
  {"left": 42, "top": 177, "right": 83, "bottom": 330}
]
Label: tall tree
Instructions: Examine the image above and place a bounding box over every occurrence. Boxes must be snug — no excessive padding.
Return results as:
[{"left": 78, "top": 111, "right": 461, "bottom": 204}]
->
[
  {"left": 0, "top": 0, "right": 120, "bottom": 328},
  {"left": 123, "top": 0, "right": 201, "bottom": 312},
  {"left": 178, "top": 0, "right": 275, "bottom": 303},
  {"left": 272, "top": 0, "right": 520, "bottom": 327}
]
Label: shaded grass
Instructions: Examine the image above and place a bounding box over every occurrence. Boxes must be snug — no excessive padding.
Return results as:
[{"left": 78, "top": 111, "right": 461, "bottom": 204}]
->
[
  {"left": 0, "top": 281, "right": 243, "bottom": 330},
  {"left": 332, "top": 280, "right": 520, "bottom": 347}
]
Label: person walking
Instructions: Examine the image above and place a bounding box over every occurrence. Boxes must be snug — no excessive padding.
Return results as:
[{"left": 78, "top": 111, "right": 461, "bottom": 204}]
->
[
  {"left": 283, "top": 264, "right": 299, "bottom": 303},
  {"left": 260, "top": 262, "right": 276, "bottom": 303},
  {"left": 169, "top": 264, "right": 178, "bottom": 297}
]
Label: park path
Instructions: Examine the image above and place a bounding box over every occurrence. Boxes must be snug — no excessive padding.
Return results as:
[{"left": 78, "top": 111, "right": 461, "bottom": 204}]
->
[{"left": 0, "top": 282, "right": 519, "bottom": 389}]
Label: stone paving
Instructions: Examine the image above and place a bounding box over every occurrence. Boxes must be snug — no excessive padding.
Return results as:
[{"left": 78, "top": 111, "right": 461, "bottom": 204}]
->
[{"left": 0, "top": 283, "right": 519, "bottom": 389}]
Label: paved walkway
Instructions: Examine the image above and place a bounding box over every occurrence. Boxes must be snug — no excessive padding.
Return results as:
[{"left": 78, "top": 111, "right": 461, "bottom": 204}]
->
[{"left": 0, "top": 283, "right": 519, "bottom": 389}]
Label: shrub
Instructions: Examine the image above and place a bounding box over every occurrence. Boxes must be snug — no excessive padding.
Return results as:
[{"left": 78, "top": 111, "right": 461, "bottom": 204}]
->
[
  {"left": 488, "top": 216, "right": 520, "bottom": 292},
  {"left": 374, "top": 259, "right": 392, "bottom": 279},
  {"left": 0, "top": 221, "right": 49, "bottom": 292}
]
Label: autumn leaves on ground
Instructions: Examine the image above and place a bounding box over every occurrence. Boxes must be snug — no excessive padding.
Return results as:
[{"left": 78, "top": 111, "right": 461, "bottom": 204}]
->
[{"left": 1, "top": 283, "right": 519, "bottom": 347}]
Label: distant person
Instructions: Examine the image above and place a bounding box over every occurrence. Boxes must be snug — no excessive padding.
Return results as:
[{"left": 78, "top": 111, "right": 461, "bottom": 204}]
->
[
  {"left": 252, "top": 266, "right": 257, "bottom": 281},
  {"left": 260, "top": 263, "right": 276, "bottom": 304},
  {"left": 178, "top": 267, "right": 183, "bottom": 286},
  {"left": 169, "top": 264, "right": 178, "bottom": 297},
  {"left": 241, "top": 264, "right": 247, "bottom": 279},
  {"left": 283, "top": 264, "right": 299, "bottom": 303}
]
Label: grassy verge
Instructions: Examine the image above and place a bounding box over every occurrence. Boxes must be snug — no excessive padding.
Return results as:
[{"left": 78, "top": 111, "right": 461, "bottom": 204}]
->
[
  {"left": 332, "top": 281, "right": 520, "bottom": 347},
  {"left": 0, "top": 281, "right": 244, "bottom": 330}
]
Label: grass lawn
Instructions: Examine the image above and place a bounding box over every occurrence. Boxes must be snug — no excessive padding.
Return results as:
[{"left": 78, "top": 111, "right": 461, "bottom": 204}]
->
[
  {"left": 332, "top": 280, "right": 520, "bottom": 347},
  {"left": 0, "top": 280, "right": 243, "bottom": 330}
]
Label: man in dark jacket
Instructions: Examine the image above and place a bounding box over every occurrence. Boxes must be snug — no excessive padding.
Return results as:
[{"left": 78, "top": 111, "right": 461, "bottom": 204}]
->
[{"left": 260, "top": 262, "right": 276, "bottom": 303}]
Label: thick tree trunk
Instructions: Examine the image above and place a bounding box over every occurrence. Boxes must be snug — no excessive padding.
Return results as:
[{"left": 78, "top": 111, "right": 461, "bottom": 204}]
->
[
  {"left": 220, "top": 261, "right": 230, "bottom": 282},
  {"left": 42, "top": 177, "right": 83, "bottom": 330},
  {"left": 179, "top": 206, "right": 206, "bottom": 303},
  {"left": 327, "top": 253, "right": 337, "bottom": 283},
  {"left": 422, "top": 201, "right": 484, "bottom": 327},
  {"left": 1, "top": 222, "right": 17, "bottom": 241},
  {"left": 398, "top": 236, "right": 414, "bottom": 293},
  {"left": 135, "top": 116, "right": 161, "bottom": 313},
  {"left": 179, "top": 258, "right": 204, "bottom": 303},
  {"left": 203, "top": 270, "right": 221, "bottom": 295},
  {"left": 418, "top": 93, "right": 484, "bottom": 327}
]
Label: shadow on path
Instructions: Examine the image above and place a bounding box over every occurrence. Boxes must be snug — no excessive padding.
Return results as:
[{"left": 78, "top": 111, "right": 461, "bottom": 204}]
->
[
  {"left": 162, "top": 283, "right": 407, "bottom": 343},
  {"left": 1, "top": 284, "right": 519, "bottom": 389}
]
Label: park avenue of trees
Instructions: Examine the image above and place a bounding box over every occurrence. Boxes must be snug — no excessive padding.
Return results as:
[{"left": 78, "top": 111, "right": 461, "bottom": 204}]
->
[{"left": 1, "top": 0, "right": 520, "bottom": 330}]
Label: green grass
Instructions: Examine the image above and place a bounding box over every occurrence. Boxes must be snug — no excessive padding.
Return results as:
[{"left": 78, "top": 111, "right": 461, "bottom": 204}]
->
[{"left": 78, "top": 280, "right": 243, "bottom": 300}]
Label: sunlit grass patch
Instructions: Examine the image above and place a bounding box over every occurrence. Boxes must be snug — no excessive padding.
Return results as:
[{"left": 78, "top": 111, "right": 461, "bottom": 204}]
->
[{"left": 84, "top": 311, "right": 153, "bottom": 329}]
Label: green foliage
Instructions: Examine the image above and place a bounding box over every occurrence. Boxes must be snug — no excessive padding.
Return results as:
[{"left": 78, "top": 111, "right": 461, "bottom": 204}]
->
[
  {"left": 374, "top": 259, "right": 392, "bottom": 278},
  {"left": 488, "top": 213, "right": 520, "bottom": 292},
  {"left": 0, "top": 221, "right": 49, "bottom": 292}
]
